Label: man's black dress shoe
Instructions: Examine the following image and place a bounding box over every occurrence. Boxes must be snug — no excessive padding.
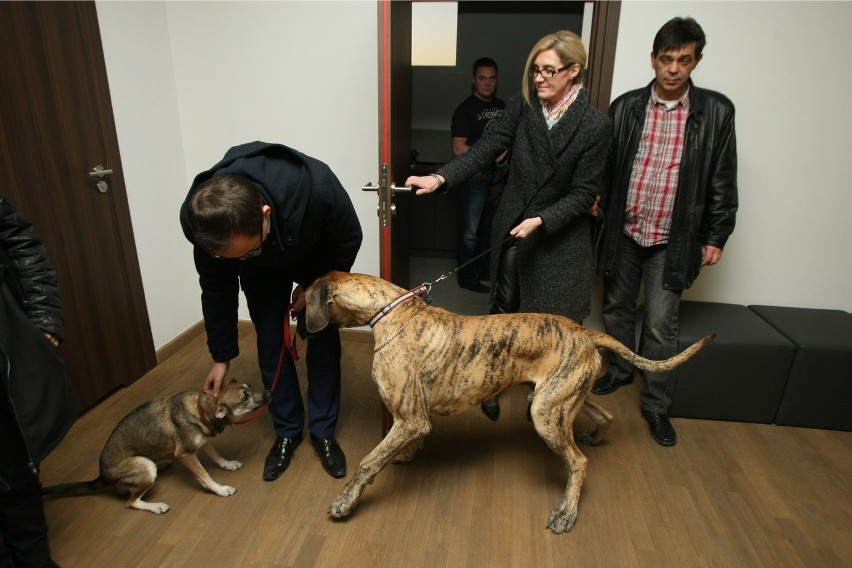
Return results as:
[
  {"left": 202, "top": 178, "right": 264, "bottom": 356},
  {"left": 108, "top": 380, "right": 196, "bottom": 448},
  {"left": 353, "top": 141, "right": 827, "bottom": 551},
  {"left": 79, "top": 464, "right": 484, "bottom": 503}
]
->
[
  {"left": 641, "top": 410, "right": 677, "bottom": 446},
  {"left": 263, "top": 434, "right": 302, "bottom": 481},
  {"left": 311, "top": 437, "right": 346, "bottom": 478},
  {"left": 460, "top": 281, "right": 490, "bottom": 293},
  {"left": 591, "top": 372, "right": 633, "bottom": 395},
  {"left": 480, "top": 401, "right": 500, "bottom": 422}
]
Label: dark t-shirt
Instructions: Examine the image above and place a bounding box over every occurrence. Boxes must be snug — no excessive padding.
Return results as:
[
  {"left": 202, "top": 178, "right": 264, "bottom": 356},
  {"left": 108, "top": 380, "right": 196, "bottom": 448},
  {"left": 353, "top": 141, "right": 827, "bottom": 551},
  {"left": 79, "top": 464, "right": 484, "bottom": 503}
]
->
[{"left": 451, "top": 94, "right": 506, "bottom": 146}]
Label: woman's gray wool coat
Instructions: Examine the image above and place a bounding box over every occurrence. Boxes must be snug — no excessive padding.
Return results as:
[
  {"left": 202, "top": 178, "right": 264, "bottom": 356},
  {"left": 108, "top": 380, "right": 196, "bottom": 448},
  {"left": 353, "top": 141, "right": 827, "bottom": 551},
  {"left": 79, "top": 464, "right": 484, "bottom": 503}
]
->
[{"left": 437, "top": 90, "right": 612, "bottom": 322}]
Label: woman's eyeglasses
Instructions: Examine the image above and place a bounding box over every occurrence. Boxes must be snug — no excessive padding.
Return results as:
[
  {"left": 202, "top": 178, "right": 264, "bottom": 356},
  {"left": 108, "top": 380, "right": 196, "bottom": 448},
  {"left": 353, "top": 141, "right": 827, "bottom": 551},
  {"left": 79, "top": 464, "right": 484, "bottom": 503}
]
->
[{"left": 528, "top": 65, "right": 572, "bottom": 79}]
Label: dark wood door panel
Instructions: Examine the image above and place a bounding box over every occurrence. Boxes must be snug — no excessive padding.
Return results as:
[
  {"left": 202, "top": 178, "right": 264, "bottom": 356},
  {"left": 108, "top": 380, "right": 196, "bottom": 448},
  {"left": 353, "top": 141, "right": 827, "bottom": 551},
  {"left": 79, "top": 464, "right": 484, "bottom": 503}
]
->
[{"left": 0, "top": 1, "right": 156, "bottom": 408}]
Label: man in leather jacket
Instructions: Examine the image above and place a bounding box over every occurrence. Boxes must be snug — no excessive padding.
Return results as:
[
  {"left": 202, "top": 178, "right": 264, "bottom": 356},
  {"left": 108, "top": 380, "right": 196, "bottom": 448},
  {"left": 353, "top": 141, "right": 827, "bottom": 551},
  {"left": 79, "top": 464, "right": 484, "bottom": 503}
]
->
[
  {"left": 1, "top": 193, "right": 78, "bottom": 567},
  {"left": 593, "top": 18, "right": 738, "bottom": 446}
]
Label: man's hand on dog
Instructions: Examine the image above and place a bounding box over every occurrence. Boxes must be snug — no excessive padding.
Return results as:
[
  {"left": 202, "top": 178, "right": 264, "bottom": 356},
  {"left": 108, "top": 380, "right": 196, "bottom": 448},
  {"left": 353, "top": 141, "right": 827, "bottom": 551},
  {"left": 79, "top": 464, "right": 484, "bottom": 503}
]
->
[{"left": 204, "top": 361, "right": 230, "bottom": 396}]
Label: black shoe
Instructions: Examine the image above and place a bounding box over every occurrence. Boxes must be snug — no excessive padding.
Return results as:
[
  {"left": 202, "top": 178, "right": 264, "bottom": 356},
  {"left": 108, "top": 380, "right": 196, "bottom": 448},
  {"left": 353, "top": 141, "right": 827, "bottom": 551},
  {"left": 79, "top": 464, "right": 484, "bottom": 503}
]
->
[
  {"left": 591, "top": 372, "right": 633, "bottom": 395},
  {"left": 460, "top": 281, "right": 490, "bottom": 293},
  {"left": 311, "top": 437, "right": 347, "bottom": 478},
  {"left": 263, "top": 434, "right": 303, "bottom": 481},
  {"left": 480, "top": 400, "right": 500, "bottom": 422},
  {"left": 641, "top": 410, "right": 677, "bottom": 446}
]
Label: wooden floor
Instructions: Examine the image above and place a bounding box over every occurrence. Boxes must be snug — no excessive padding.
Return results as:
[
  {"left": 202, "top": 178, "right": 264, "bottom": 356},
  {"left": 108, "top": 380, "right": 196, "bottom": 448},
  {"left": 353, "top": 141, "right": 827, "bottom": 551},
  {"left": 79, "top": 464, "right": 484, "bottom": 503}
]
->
[{"left": 41, "top": 324, "right": 852, "bottom": 567}]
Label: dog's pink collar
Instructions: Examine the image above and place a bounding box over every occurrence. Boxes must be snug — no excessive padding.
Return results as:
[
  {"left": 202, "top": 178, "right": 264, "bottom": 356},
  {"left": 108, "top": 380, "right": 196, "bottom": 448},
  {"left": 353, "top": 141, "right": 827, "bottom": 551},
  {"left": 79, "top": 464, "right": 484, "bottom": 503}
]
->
[{"left": 368, "top": 283, "right": 430, "bottom": 327}]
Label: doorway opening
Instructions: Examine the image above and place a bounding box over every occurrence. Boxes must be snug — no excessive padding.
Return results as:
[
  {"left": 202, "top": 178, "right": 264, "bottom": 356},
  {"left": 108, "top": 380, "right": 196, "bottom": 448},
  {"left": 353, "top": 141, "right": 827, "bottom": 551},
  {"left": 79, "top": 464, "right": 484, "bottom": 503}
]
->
[{"left": 408, "top": 1, "right": 588, "bottom": 315}]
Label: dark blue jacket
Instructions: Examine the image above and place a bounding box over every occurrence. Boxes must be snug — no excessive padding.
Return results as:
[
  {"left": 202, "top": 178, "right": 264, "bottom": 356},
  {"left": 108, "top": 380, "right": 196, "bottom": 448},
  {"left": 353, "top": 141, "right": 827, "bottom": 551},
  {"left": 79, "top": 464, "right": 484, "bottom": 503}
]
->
[{"left": 179, "top": 142, "right": 362, "bottom": 362}]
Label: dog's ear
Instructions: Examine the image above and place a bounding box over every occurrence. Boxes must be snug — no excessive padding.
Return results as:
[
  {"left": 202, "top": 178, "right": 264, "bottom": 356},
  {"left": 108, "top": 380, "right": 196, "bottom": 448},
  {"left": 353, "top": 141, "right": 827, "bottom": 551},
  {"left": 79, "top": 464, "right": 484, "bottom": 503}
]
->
[
  {"left": 305, "top": 280, "right": 331, "bottom": 333},
  {"left": 214, "top": 403, "right": 229, "bottom": 420}
]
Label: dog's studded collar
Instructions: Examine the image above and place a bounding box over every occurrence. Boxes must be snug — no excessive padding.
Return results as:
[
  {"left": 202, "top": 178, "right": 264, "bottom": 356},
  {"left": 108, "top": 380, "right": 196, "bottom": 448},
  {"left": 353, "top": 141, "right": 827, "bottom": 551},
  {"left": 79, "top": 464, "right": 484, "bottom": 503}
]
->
[
  {"left": 197, "top": 395, "right": 225, "bottom": 434},
  {"left": 368, "top": 283, "right": 430, "bottom": 327}
]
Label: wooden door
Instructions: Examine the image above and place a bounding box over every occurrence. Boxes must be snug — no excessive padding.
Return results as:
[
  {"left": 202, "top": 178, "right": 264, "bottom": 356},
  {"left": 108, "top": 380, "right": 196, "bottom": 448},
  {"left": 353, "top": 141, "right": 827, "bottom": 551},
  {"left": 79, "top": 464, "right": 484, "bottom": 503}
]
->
[{"left": 0, "top": 1, "right": 157, "bottom": 409}]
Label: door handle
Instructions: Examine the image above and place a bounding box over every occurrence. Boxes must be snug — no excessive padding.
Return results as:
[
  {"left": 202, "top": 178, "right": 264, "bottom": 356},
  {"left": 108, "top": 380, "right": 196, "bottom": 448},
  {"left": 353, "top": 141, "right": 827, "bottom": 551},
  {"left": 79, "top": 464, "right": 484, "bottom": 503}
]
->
[
  {"left": 88, "top": 165, "right": 113, "bottom": 177},
  {"left": 89, "top": 165, "right": 112, "bottom": 193},
  {"left": 361, "top": 182, "right": 412, "bottom": 193}
]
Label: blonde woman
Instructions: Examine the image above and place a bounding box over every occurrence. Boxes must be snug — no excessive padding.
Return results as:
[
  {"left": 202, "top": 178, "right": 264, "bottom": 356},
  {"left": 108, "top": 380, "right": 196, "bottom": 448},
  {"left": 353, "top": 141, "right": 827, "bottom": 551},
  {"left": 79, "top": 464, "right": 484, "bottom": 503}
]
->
[{"left": 406, "top": 31, "right": 611, "bottom": 421}]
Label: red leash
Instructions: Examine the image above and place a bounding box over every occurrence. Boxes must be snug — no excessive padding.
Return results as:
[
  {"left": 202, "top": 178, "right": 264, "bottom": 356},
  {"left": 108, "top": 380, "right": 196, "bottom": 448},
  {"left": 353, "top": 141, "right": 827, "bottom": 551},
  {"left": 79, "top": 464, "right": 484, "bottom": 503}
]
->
[{"left": 233, "top": 314, "right": 299, "bottom": 425}]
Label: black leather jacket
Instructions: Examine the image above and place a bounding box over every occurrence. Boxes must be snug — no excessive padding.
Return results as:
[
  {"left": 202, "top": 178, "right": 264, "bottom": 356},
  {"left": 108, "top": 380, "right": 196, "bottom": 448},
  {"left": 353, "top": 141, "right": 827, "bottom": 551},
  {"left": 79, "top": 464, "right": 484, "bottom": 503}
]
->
[
  {"left": 1, "top": 194, "right": 78, "bottom": 487},
  {"left": 597, "top": 80, "right": 738, "bottom": 290}
]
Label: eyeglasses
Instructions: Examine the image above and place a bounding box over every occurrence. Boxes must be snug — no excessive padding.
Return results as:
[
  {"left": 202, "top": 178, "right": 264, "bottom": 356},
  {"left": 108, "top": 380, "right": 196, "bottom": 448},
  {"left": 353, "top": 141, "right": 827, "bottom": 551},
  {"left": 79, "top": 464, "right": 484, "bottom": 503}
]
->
[
  {"left": 211, "top": 224, "right": 265, "bottom": 261},
  {"left": 528, "top": 65, "right": 572, "bottom": 79},
  {"left": 237, "top": 242, "right": 263, "bottom": 261}
]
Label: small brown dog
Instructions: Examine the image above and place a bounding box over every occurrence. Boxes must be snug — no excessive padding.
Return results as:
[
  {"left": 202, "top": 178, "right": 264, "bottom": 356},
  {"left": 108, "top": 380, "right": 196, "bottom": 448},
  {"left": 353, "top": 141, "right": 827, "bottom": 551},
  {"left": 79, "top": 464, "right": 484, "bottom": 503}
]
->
[
  {"left": 305, "top": 271, "right": 713, "bottom": 533},
  {"left": 42, "top": 379, "right": 270, "bottom": 514}
]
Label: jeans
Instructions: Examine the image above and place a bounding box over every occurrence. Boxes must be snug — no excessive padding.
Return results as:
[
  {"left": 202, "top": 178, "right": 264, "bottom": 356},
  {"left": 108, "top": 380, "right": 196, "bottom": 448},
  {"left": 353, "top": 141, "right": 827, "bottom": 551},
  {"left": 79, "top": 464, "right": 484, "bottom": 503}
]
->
[
  {"left": 602, "top": 234, "right": 682, "bottom": 414},
  {"left": 457, "top": 172, "right": 491, "bottom": 285}
]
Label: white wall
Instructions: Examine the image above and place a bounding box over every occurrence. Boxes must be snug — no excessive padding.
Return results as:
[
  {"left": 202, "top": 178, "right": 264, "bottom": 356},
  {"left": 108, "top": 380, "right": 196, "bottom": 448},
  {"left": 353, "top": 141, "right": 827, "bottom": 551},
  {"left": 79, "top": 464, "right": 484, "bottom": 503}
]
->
[
  {"left": 97, "top": 1, "right": 379, "bottom": 350},
  {"left": 97, "top": 1, "right": 852, "bottom": 351},
  {"left": 96, "top": 1, "right": 199, "bottom": 350},
  {"left": 613, "top": 1, "right": 852, "bottom": 311}
]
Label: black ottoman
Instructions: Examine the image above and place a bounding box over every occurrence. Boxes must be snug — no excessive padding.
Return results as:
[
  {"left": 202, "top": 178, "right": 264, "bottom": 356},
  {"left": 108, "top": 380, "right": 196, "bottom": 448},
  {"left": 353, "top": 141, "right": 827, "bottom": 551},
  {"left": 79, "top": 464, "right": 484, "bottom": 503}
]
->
[
  {"left": 670, "top": 301, "right": 796, "bottom": 423},
  {"left": 749, "top": 305, "right": 852, "bottom": 431}
]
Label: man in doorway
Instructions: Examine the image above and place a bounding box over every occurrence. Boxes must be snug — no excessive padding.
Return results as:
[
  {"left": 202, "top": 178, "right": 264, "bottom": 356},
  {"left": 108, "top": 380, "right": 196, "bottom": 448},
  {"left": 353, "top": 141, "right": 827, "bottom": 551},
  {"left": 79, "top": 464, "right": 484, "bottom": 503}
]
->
[
  {"left": 451, "top": 57, "right": 506, "bottom": 292},
  {"left": 594, "top": 17, "right": 738, "bottom": 446},
  {"left": 180, "top": 142, "right": 362, "bottom": 481}
]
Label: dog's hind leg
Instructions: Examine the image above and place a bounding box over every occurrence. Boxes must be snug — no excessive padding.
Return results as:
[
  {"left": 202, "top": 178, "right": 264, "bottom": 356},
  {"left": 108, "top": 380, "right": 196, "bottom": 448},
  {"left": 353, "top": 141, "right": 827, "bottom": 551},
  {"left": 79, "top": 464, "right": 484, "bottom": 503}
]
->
[
  {"left": 530, "top": 369, "right": 590, "bottom": 534},
  {"left": 329, "top": 415, "right": 431, "bottom": 519},
  {"left": 177, "top": 453, "right": 236, "bottom": 497},
  {"left": 575, "top": 399, "right": 614, "bottom": 446},
  {"left": 112, "top": 457, "right": 170, "bottom": 514}
]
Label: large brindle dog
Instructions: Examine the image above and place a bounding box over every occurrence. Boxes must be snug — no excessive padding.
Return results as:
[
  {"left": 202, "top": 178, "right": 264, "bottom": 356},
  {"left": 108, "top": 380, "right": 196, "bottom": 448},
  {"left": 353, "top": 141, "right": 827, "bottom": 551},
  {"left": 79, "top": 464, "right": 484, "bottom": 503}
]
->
[{"left": 305, "top": 271, "right": 712, "bottom": 533}]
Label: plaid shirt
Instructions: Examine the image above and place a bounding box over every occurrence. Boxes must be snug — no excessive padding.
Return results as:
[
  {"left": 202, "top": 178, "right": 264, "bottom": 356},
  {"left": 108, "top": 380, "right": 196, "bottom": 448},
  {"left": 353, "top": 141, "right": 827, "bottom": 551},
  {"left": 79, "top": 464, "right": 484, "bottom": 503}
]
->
[{"left": 624, "top": 88, "right": 690, "bottom": 246}]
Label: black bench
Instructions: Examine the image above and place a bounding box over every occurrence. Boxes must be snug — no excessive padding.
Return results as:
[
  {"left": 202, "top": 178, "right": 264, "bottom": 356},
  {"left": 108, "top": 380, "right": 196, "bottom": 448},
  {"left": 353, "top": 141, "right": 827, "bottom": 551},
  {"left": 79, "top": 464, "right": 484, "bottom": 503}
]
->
[
  {"left": 670, "top": 301, "right": 796, "bottom": 423},
  {"left": 748, "top": 305, "right": 852, "bottom": 431}
]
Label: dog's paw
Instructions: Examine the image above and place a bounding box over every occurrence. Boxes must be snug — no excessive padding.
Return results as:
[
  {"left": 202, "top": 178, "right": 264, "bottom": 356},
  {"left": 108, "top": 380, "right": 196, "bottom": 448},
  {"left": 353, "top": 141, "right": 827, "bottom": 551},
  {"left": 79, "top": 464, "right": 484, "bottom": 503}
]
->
[
  {"left": 219, "top": 460, "right": 242, "bottom": 471},
  {"left": 546, "top": 509, "right": 577, "bottom": 534},
  {"left": 151, "top": 502, "right": 170, "bottom": 515},
  {"left": 213, "top": 485, "right": 237, "bottom": 497},
  {"left": 328, "top": 497, "right": 354, "bottom": 519},
  {"left": 575, "top": 430, "right": 602, "bottom": 446},
  {"left": 131, "top": 500, "right": 170, "bottom": 514}
]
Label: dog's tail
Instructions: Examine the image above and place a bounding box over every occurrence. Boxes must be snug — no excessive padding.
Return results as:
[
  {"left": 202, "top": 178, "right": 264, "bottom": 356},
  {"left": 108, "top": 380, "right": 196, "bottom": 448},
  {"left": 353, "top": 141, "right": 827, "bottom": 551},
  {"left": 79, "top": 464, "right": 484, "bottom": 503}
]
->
[
  {"left": 41, "top": 476, "right": 111, "bottom": 497},
  {"left": 592, "top": 332, "right": 715, "bottom": 373}
]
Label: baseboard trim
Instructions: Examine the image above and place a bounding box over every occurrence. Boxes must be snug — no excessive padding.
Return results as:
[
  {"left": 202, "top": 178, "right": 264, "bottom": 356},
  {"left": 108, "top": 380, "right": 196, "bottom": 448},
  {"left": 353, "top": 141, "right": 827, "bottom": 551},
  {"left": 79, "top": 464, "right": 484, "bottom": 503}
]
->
[{"left": 156, "top": 320, "right": 205, "bottom": 364}]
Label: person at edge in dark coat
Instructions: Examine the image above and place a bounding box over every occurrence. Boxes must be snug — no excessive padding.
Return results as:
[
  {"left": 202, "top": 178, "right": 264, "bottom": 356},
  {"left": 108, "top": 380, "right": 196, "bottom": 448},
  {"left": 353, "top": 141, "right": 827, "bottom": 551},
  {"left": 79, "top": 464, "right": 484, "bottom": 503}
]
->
[
  {"left": 406, "top": 31, "right": 612, "bottom": 422},
  {"left": 1, "top": 193, "right": 78, "bottom": 568},
  {"left": 180, "top": 142, "right": 363, "bottom": 482},
  {"left": 593, "top": 17, "right": 738, "bottom": 447}
]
